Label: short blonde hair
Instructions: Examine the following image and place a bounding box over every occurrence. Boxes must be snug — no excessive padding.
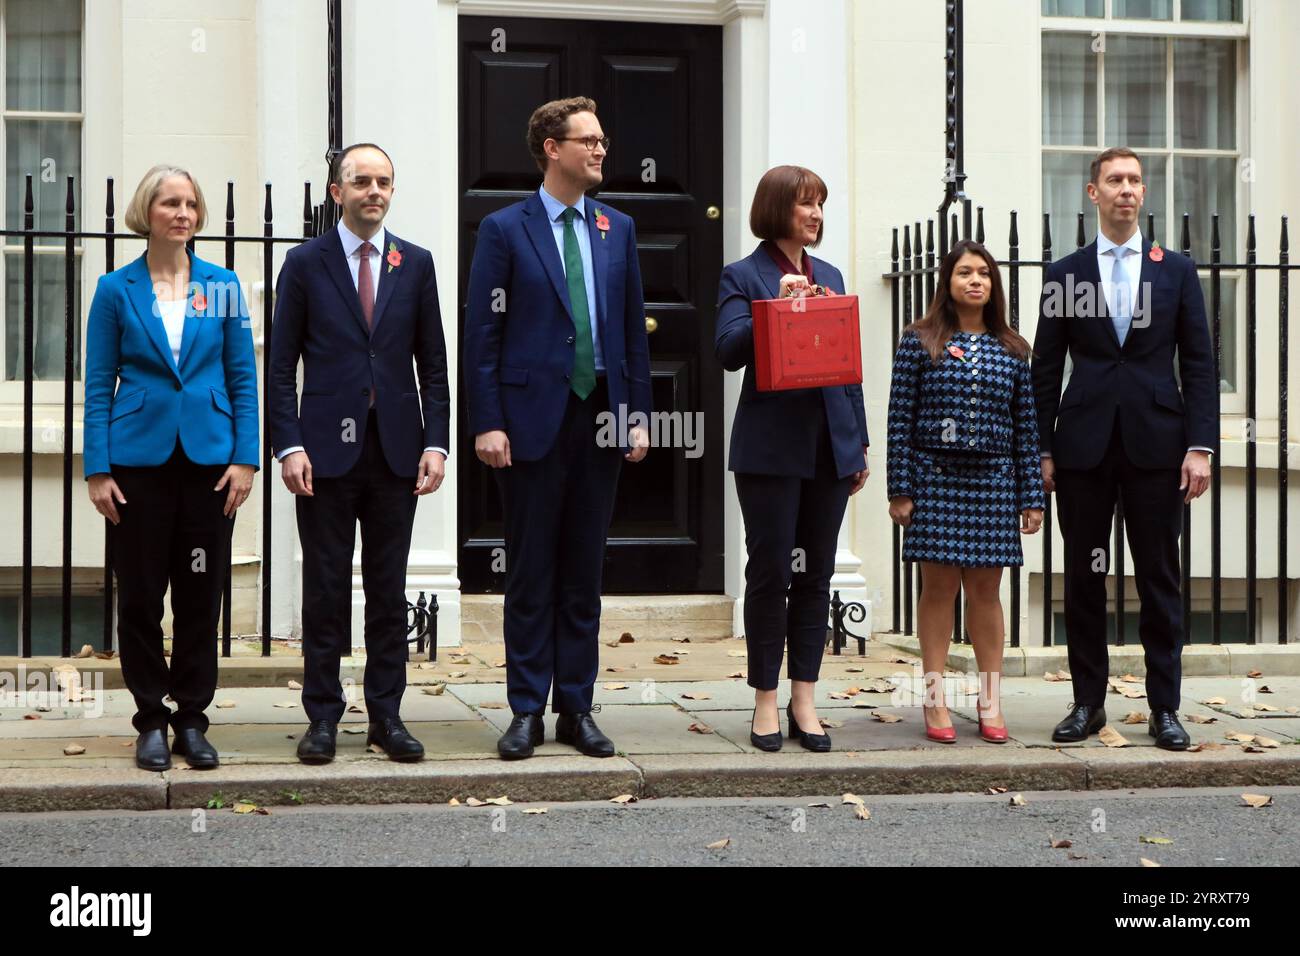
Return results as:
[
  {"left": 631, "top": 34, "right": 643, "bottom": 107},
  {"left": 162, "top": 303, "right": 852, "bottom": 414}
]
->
[{"left": 123, "top": 165, "right": 208, "bottom": 237}]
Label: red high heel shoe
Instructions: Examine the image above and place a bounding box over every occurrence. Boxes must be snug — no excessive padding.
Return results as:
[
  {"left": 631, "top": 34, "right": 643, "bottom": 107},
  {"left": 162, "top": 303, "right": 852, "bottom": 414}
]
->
[
  {"left": 978, "top": 718, "right": 1009, "bottom": 743},
  {"left": 923, "top": 707, "right": 956, "bottom": 744}
]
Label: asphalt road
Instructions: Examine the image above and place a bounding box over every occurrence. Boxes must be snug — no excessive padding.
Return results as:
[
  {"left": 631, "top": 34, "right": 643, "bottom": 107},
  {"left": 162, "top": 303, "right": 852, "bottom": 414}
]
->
[{"left": 1, "top": 786, "right": 1295, "bottom": 867}]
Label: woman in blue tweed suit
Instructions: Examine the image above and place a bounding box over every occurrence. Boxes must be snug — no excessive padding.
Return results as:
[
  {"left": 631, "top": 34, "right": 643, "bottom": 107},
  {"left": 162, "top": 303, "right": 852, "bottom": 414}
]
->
[
  {"left": 84, "top": 165, "right": 259, "bottom": 772},
  {"left": 886, "top": 240, "right": 1043, "bottom": 745}
]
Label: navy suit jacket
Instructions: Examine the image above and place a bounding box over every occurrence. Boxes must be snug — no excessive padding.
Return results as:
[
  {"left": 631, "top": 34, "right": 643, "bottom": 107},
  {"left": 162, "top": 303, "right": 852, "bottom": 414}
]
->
[
  {"left": 1031, "top": 239, "right": 1215, "bottom": 471},
  {"left": 464, "top": 191, "right": 652, "bottom": 461},
  {"left": 268, "top": 226, "right": 450, "bottom": 479},
  {"left": 83, "top": 251, "right": 259, "bottom": 478},
  {"left": 715, "top": 245, "right": 869, "bottom": 480}
]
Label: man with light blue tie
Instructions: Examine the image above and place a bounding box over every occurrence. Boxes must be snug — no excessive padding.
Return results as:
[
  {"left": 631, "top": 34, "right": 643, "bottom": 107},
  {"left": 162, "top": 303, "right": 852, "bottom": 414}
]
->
[
  {"left": 1032, "top": 147, "right": 1215, "bottom": 751},
  {"left": 464, "top": 96, "right": 652, "bottom": 760}
]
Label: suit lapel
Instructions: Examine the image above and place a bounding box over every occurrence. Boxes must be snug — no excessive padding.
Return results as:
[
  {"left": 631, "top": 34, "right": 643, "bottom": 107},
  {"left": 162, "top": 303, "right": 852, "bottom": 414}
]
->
[
  {"left": 522, "top": 193, "right": 575, "bottom": 323},
  {"left": 1133, "top": 238, "right": 1161, "bottom": 344},
  {"left": 369, "top": 232, "right": 404, "bottom": 336},
  {"left": 1076, "top": 242, "right": 1122, "bottom": 352},
  {"left": 752, "top": 245, "right": 783, "bottom": 299},
  {"left": 586, "top": 199, "right": 608, "bottom": 335},
  {"left": 176, "top": 252, "right": 207, "bottom": 372},
  {"left": 320, "top": 227, "right": 371, "bottom": 339},
  {"left": 124, "top": 255, "right": 181, "bottom": 379}
]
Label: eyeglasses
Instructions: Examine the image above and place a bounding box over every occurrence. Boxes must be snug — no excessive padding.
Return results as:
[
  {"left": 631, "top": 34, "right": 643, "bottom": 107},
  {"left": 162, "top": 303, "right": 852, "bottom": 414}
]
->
[{"left": 558, "top": 135, "right": 611, "bottom": 152}]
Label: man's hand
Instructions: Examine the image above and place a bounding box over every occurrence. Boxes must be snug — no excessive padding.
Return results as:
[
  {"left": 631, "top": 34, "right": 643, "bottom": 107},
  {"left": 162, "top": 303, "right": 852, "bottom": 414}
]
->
[
  {"left": 1020, "top": 508, "right": 1044, "bottom": 534},
  {"left": 849, "top": 445, "right": 870, "bottom": 495},
  {"left": 87, "top": 474, "right": 127, "bottom": 525},
  {"left": 475, "top": 430, "right": 511, "bottom": 469},
  {"left": 625, "top": 426, "right": 649, "bottom": 463},
  {"left": 888, "top": 495, "right": 914, "bottom": 528},
  {"left": 1180, "top": 449, "right": 1211, "bottom": 502},
  {"left": 215, "top": 464, "right": 255, "bottom": 517},
  {"left": 415, "top": 451, "right": 446, "bottom": 495},
  {"left": 281, "top": 450, "right": 313, "bottom": 496},
  {"left": 1041, "top": 456, "right": 1056, "bottom": 495}
]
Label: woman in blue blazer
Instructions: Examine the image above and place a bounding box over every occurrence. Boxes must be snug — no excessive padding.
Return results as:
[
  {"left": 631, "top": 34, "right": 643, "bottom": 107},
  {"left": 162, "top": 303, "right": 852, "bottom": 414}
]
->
[
  {"left": 715, "top": 165, "right": 870, "bottom": 752},
  {"left": 83, "top": 165, "right": 259, "bottom": 771},
  {"left": 885, "top": 240, "right": 1043, "bottom": 745}
]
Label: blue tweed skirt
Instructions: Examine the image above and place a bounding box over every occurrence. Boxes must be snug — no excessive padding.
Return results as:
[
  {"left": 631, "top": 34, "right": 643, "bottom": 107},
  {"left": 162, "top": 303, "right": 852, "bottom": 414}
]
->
[{"left": 901, "top": 448, "right": 1024, "bottom": 568}]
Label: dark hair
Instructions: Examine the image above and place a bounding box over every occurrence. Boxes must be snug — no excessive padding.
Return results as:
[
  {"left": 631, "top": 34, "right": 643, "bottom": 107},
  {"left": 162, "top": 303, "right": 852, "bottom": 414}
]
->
[
  {"left": 1090, "top": 146, "right": 1141, "bottom": 185},
  {"left": 526, "top": 96, "right": 598, "bottom": 174},
  {"left": 906, "top": 240, "right": 1032, "bottom": 363},
  {"left": 330, "top": 143, "right": 395, "bottom": 187},
  {"left": 748, "top": 165, "right": 827, "bottom": 246}
]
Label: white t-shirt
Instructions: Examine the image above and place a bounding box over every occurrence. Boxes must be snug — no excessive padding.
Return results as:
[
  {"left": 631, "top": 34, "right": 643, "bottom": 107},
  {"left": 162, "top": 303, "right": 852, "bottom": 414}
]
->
[{"left": 157, "top": 299, "right": 185, "bottom": 366}]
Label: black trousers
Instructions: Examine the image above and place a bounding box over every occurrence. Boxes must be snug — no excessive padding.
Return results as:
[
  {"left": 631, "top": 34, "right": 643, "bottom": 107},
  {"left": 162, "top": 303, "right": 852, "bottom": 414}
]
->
[
  {"left": 1055, "top": 415, "right": 1184, "bottom": 710},
  {"left": 111, "top": 444, "right": 231, "bottom": 734},
  {"left": 296, "top": 409, "right": 417, "bottom": 722},
  {"left": 734, "top": 415, "right": 852, "bottom": 691},
  {"left": 494, "top": 379, "right": 622, "bottom": 715}
]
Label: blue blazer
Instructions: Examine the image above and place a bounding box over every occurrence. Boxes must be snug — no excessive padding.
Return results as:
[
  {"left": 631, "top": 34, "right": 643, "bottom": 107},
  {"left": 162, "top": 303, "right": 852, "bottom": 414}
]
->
[
  {"left": 268, "top": 226, "right": 450, "bottom": 479},
  {"left": 1031, "top": 239, "right": 1216, "bottom": 471},
  {"left": 83, "top": 251, "right": 259, "bottom": 478},
  {"left": 714, "top": 245, "right": 869, "bottom": 480},
  {"left": 463, "top": 191, "right": 652, "bottom": 462}
]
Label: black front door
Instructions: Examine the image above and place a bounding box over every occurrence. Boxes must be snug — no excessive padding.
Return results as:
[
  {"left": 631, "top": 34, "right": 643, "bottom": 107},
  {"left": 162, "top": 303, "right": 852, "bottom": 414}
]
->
[{"left": 457, "top": 15, "right": 725, "bottom": 594}]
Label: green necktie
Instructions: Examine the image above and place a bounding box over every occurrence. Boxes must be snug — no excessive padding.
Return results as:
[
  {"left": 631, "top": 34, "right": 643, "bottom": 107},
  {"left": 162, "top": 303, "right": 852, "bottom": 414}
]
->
[{"left": 561, "top": 207, "right": 597, "bottom": 400}]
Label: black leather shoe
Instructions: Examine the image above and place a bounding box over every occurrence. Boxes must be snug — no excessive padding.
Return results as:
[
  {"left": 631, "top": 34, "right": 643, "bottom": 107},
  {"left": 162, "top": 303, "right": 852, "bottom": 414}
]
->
[
  {"left": 171, "top": 727, "right": 219, "bottom": 769},
  {"left": 555, "top": 712, "right": 615, "bottom": 757},
  {"left": 1051, "top": 703, "right": 1107, "bottom": 742},
  {"left": 787, "top": 703, "right": 831, "bottom": 752},
  {"left": 1148, "top": 708, "right": 1191, "bottom": 751},
  {"left": 497, "top": 713, "right": 544, "bottom": 760},
  {"left": 296, "top": 719, "right": 337, "bottom": 764},
  {"left": 367, "top": 717, "right": 424, "bottom": 762},
  {"left": 750, "top": 709, "right": 783, "bottom": 752},
  {"left": 135, "top": 728, "right": 171, "bottom": 772}
]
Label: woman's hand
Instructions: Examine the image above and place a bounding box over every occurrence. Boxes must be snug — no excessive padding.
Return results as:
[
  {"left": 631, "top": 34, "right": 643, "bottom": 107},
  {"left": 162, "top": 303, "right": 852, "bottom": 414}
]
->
[
  {"left": 889, "top": 495, "right": 914, "bottom": 527},
  {"left": 849, "top": 445, "right": 870, "bottom": 495},
  {"left": 87, "top": 474, "right": 127, "bottom": 525},
  {"left": 1020, "top": 508, "right": 1044, "bottom": 534},
  {"left": 215, "top": 464, "right": 255, "bottom": 517},
  {"left": 778, "top": 274, "right": 811, "bottom": 298}
]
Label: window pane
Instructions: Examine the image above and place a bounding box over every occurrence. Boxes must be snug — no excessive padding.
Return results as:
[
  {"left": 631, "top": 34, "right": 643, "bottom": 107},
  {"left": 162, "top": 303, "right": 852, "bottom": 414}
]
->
[
  {"left": 5, "top": 0, "right": 81, "bottom": 112},
  {"left": 4, "top": 119, "right": 81, "bottom": 244},
  {"left": 1043, "top": 152, "right": 1096, "bottom": 249},
  {"left": 4, "top": 252, "right": 82, "bottom": 381},
  {"left": 1174, "top": 155, "right": 1235, "bottom": 264},
  {"left": 1113, "top": 0, "right": 1172, "bottom": 18},
  {"left": 1042, "top": 34, "right": 1097, "bottom": 146},
  {"left": 1105, "top": 35, "right": 1167, "bottom": 148},
  {"left": 1136, "top": 153, "right": 1167, "bottom": 245},
  {"left": 1181, "top": 0, "right": 1242, "bottom": 21},
  {"left": 1174, "top": 39, "right": 1235, "bottom": 149},
  {"left": 1041, "top": 0, "right": 1102, "bottom": 15},
  {"left": 1199, "top": 274, "right": 1236, "bottom": 393}
]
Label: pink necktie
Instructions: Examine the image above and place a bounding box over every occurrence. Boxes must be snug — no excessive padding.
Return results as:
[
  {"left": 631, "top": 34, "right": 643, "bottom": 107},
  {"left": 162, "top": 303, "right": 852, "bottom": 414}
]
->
[{"left": 357, "top": 241, "right": 375, "bottom": 330}]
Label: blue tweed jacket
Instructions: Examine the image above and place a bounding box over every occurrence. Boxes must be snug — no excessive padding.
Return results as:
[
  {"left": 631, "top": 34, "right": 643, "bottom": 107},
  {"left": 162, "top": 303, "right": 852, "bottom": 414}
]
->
[{"left": 886, "top": 328, "right": 1044, "bottom": 512}]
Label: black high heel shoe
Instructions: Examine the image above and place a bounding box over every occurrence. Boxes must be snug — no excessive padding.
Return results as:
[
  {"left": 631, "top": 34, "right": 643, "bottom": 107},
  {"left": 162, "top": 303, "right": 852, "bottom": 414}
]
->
[
  {"left": 787, "top": 702, "right": 831, "bottom": 752},
  {"left": 749, "top": 709, "right": 783, "bottom": 752}
]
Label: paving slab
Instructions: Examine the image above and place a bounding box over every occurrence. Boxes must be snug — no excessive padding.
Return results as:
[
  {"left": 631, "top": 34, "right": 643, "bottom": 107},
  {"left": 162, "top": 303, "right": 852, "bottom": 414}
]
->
[
  {"left": 0, "top": 767, "right": 167, "bottom": 812},
  {"left": 467, "top": 703, "right": 745, "bottom": 755},
  {"left": 699, "top": 706, "right": 1019, "bottom": 753},
  {"left": 1077, "top": 744, "right": 1300, "bottom": 790}
]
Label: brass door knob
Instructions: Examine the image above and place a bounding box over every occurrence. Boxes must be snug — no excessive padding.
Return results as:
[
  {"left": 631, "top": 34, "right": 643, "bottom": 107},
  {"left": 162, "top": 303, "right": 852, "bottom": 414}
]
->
[
  {"left": 706, "top": 205, "right": 721, "bottom": 220},
  {"left": 645, "top": 316, "right": 659, "bottom": 333}
]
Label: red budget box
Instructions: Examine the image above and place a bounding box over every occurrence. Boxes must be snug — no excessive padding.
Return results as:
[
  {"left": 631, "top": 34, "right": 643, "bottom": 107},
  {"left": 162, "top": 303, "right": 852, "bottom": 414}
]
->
[{"left": 751, "top": 294, "right": 862, "bottom": 391}]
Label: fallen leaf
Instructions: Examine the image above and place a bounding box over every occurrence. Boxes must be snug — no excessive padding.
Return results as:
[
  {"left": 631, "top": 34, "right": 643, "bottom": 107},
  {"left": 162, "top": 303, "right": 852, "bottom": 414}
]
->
[
  {"left": 367, "top": 743, "right": 385, "bottom": 754},
  {"left": 1253, "top": 736, "right": 1280, "bottom": 749},
  {"left": 1123, "top": 711, "right": 1147, "bottom": 724},
  {"left": 687, "top": 722, "right": 713, "bottom": 734},
  {"left": 93, "top": 651, "right": 116, "bottom": 660},
  {"left": 862, "top": 678, "right": 896, "bottom": 694},
  {"left": 347, "top": 704, "right": 366, "bottom": 712},
  {"left": 653, "top": 655, "right": 680, "bottom": 665},
  {"left": 1068, "top": 852, "right": 1088, "bottom": 860},
  {"left": 829, "top": 692, "right": 851, "bottom": 700},
  {"left": 233, "top": 802, "right": 259, "bottom": 814},
  {"left": 727, "top": 650, "right": 747, "bottom": 658},
  {"left": 602, "top": 682, "right": 629, "bottom": 691},
  {"left": 492, "top": 660, "right": 507, "bottom": 668},
  {"left": 1043, "top": 670, "right": 1067, "bottom": 682},
  {"left": 605, "top": 666, "right": 627, "bottom": 673},
  {"left": 851, "top": 702, "right": 878, "bottom": 709},
  {"left": 1287, "top": 707, "right": 1300, "bottom": 715},
  {"left": 706, "top": 838, "right": 730, "bottom": 850},
  {"left": 465, "top": 797, "right": 486, "bottom": 807},
  {"left": 1259, "top": 685, "right": 1274, "bottom": 694},
  {"left": 448, "top": 671, "right": 467, "bottom": 678},
  {"left": 1239, "top": 708, "right": 1259, "bottom": 718},
  {"left": 1140, "top": 858, "right": 1161, "bottom": 867},
  {"left": 62, "top": 744, "right": 85, "bottom": 755},
  {"left": 448, "top": 798, "right": 460, "bottom": 806},
  {"left": 215, "top": 700, "right": 237, "bottom": 709},
  {"left": 820, "top": 718, "right": 844, "bottom": 729},
  {"left": 522, "top": 807, "right": 548, "bottom": 815},
  {"left": 872, "top": 712, "right": 902, "bottom": 723},
  {"left": 1241, "top": 745, "right": 1265, "bottom": 754},
  {"left": 342, "top": 727, "right": 365, "bottom": 734},
  {"left": 1225, "top": 732, "right": 1255, "bottom": 743},
  {"left": 610, "top": 794, "right": 637, "bottom": 805},
  {"left": 1098, "top": 726, "right": 1130, "bottom": 748},
  {"left": 1255, "top": 704, "right": 1279, "bottom": 712},
  {"left": 671, "top": 636, "right": 691, "bottom": 643},
  {"left": 1139, "top": 836, "right": 1173, "bottom": 845},
  {"left": 75, "top": 644, "right": 94, "bottom": 659},
  {"left": 486, "top": 796, "right": 512, "bottom": 806},
  {"left": 1241, "top": 793, "right": 1273, "bottom": 809},
  {"left": 1202, "top": 697, "right": 1227, "bottom": 705},
  {"left": 272, "top": 702, "right": 297, "bottom": 709},
  {"left": 478, "top": 702, "right": 505, "bottom": 710},
  {"left": 1247, "top": 669, "right": 1263, "bottom": 678},
  {"left": 22, "top": 714, "right": 41, "bottom": 720},
  {"left": 449, "top": 656, "right": 472, "bottom": 664},
  {"left": 619, "top": 633, "right": 635, "bottom": 643},
  {"left": 845, "top": 667, "right": 865, "bottom": 673},
  {"left": 120, "top": 740, "right": 133, "bottom": 747},
  {"left": 853, "top": 805, "right": 871, "bottom": 820},
  {"left": 1184, "top": 713, "right": 1216, "bottom": 724},
  {"left": 842, "top": 793, "right": 865, "bottom": 807},
  {"left": 726, "top": 671, "right": 745, "bottom": 679},
  {"left": 1189, "top": 742, "right": 1225, "bottom": 752},
  {"left": 1117, "top": 687, "right": 1146, "bottom": 699},
  {"left": 1009, "top": 794, "right": 1027, "bottom": 807},
  {"left": 806, "top": 802, "right": 831, "bottom": 808},
  {"left": 1120, "top": 673, "right": 1141, "bottom": 683},
  {"left": 1050, "top": 838, "right": 1073, "bottom": 849},
  {"left": 287, "top": 680, "right": 302, "bottom": 690},
  {"left": 421, "top": 685, "right": 446, "bottom": 696},
  {"left": 681, "top": 692, "right": 711, "bottom": 700},
  {"left": 985, "top": 786, "right": 1008, "bottom": 795}
]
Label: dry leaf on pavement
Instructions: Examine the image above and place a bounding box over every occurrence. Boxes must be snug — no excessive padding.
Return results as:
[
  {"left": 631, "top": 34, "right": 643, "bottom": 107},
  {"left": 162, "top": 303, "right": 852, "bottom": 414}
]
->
[
  {"left": 448, "top": 798, "right": 460, "bottom": 806},
  {"left": 842, "top": 793, "right": 865, "bottom": 807},
  {"left": 287, "top": 680, "right": 302, "bottom": 690},
  {"left": 1123, "top": 712, "right": 1147, "bottom": 724},
  {"left": 486, "top": 796, "right": 512, "bottom": 806},
  {"left": 215, "top": 700, "right": 237, "bottom": 709},
  {"left": 602, "top": 683, "right": 629, "bottom": 691},
  {"left": 1139, "top": 836, "right": 1173, "bottom": 845},
  {"left": 1247, "top": 669, "right": 1263, "bottom": 678},
  {"left": 1120, "top": 673, "right": 1141, "bottom": 683},
  {"left": 62, "top": 744, "right": 85, "bottom": 756},
  {"left": 272, "top": 702, "right": 297, "bottom": 709},
  {"left": 873, "top": 712, "right": 902, "bottom": 723},
  {"left": 522, "top": 808, "right": 548, "bottom": 815},
  {"left": 1253, "top": 736, "right": 1280, "bottom": 749},
  {"left": 1098, "top": 726, "right": 1130, "bottom": 748},
  {"left": 1189, "top": 742, "right": 1225, "bottom": 752},
  {"left": 706, "top": 838, "right": 730, "bottom": 850},
  {"left": 1184, "top": 713, "right": 1216, "bottom": 723},
  {"left": 610, "top": 794, "right": 637, "bottom": 805},
  {"left": 1050, "top": 838, "right": 1073, "bottom": 849},
  {"left": 465, "top": 797, "right": 486, "bottom": 807},
  {"left": 1202, "top": 697, "right": 1227, "bottom": 705},
  {"left": 681, "top": 692, "right": 711, "bottom": 700},
  {"left": 479, "top": 703, "right": 505, "bottom": 710},
  {"left": 422, "top": 685, "right": 446, "bottom": 696},
  {"left": 854, "top": 805, "right": 871, "bottom": 820},
  {"left": 653, "top": 655, "right": 680, "bottom": 665},
  {"left": 619, "top": 633, "right": 635, "bottom": 643},
  {"left": 1225, "top": 732, "right": 1255, "bottom": 742},
  {"left": 985, "top": 786, "right": 1008, "bottom": 795},
  {"left": 726, "top": 671, "right": 745, "bottom": 679},
  {"left": 1240, "top": 793, "right": 1272, "bottom": 809},
  {"left": 727, "top": 650, "right": 746, "bottom": 657},
  {"left": 1140, "top": 858, "right": 1161, "bottom": 867},
  {"left": 687, "top": 722, "right": 713, "bottom": 734},
  {"left": 1009, "top": 794, "right": 1027, "bottom": 807}
]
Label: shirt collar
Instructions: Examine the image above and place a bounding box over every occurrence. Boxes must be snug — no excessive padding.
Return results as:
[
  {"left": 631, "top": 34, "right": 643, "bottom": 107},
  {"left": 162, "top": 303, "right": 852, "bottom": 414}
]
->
[
  {"left": 539, "top": 185, "right": 586, "bottom": 224},
  {"left": 1098, "top": 228, "right": 1143, "bottom": 258},
  {"left": 337, "top": 219, "right": 386, "bottom": 259}
]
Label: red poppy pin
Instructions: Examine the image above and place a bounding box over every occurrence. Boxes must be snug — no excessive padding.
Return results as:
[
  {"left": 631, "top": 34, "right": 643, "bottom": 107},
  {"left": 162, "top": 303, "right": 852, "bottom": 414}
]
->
[
  {"left": 191, "top": 291, "right": 207, "bottom": 312},
  {"left": 947, "top": 344, "right": 967, "bottom": 361},
  {"left": 594, "top": 208, "right": 611, "bottom": 240},
  {"left": 1149, "top": 240, "right": 1164, "bottom": 262},
  {"left": 386, "top": 241, "right": 402, "bottom": 272}
]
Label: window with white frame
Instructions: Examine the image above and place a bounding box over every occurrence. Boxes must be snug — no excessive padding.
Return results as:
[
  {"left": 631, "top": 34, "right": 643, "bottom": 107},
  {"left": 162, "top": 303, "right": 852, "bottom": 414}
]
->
[
  {"left": 1041, "top": 0, "right": 1245, "bottom": 394},
  {"left": 2, "top": 0, "right": 82, "bottom": 384}
]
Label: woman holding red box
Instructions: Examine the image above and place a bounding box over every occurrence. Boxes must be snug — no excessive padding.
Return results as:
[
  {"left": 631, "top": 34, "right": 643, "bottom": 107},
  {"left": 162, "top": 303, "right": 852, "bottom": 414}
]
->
[{"left": 715, "top": 165, "right": 870, "bottom": 753}]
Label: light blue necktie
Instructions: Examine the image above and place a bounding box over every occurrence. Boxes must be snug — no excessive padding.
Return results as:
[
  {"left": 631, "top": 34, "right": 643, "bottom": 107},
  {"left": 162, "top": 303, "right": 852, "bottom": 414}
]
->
[{"left": 1109, "top": 247, "right": 1132, "bottom": 346}]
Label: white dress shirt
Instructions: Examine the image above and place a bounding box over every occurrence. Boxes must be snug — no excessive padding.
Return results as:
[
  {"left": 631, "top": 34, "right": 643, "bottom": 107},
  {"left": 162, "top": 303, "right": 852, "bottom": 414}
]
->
[{"left": 157, "top": 298, "right": 186, "bottom": 367}]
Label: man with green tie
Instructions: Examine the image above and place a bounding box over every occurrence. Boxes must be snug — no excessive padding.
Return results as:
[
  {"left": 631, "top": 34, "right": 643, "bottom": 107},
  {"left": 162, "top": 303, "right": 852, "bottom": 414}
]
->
[{"left": 464, "top": 97, "right": 652, "bottom": 760}]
